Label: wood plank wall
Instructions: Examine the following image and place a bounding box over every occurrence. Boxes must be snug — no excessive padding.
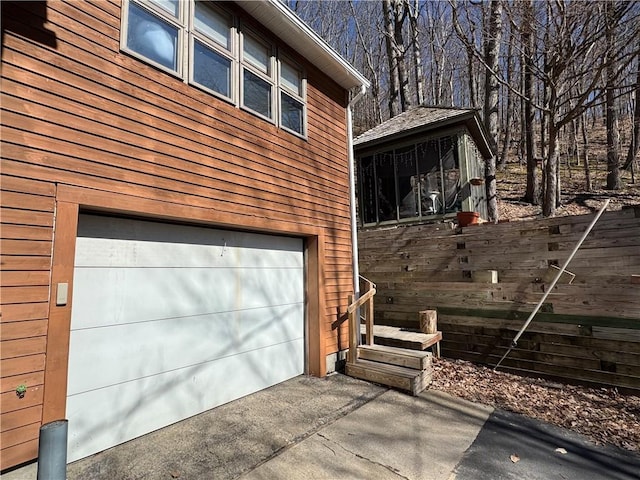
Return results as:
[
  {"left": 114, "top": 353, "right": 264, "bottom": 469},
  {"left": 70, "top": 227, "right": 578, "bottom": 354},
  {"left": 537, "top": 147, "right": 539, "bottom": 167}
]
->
[
  {"left": 1, "top": 176, "right": 54, "bottom": 469},
  {"left": 359, "top": 207, "right": 640, "bottom": 392},
  {"left": 1, "top": 0, "right": 355, "bottom": 469}
]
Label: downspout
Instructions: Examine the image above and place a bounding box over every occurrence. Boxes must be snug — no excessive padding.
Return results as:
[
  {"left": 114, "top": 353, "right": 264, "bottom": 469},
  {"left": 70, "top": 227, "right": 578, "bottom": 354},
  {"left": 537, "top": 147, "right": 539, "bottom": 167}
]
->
[{"left": 347, "top": 85, "right": 367, "bottom": 303}]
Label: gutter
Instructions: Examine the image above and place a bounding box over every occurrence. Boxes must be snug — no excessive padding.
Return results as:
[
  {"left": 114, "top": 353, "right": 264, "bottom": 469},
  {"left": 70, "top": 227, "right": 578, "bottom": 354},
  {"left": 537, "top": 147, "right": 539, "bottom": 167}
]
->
[{"left": 347, "top": 85, "right": 368, "bottom": 302}]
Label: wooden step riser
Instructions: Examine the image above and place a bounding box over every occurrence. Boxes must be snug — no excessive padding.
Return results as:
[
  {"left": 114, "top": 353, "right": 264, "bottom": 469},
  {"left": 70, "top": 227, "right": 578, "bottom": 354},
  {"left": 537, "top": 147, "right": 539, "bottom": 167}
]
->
[
  {"left": 346, "top": 361, "right": 433, "bottom": 396},
  {"left": 357, "top": 346, "right": 432, "bottom": 370}
]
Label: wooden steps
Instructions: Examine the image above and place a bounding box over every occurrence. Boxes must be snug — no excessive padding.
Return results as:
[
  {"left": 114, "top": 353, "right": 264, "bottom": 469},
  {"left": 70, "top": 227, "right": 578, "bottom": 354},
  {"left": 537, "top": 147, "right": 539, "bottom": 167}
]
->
[
  {"left": 357, "top": 344, "right": 432, "bottom": 370},
  {"left": 361, "top": 324, "right": 442, "bottom": 354},
  {"left": 346, "top": 358, "right": 432, "bottom": 396},
  {"left": 346, "top": 344, "right": 433, "bottom": 395}
]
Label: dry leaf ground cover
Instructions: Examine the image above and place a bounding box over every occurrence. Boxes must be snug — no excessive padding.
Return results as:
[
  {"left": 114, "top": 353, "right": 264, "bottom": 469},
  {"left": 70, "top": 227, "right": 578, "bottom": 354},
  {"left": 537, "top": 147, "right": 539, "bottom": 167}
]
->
[{"left": 431, "top": 358, "right": 640, "bottom": 453}]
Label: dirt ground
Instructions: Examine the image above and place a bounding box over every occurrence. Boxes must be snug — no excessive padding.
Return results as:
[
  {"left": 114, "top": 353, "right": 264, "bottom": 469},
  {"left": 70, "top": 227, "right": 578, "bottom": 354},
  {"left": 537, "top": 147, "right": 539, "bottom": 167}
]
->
[{"left": 496, "top": 161, "right": 640, "bottom": 221}]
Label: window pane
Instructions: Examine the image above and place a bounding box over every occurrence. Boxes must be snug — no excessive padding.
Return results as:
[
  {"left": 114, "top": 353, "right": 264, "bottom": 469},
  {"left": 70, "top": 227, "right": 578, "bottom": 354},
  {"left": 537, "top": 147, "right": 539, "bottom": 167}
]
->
[
  {"left": 280, "top": 61, "right": 301, "bottom": 95},
  {"left": 194, "top": 2, "right": 230, "bottom": 48},
  {"left": 396, "top": 147, "right": 419, "bottom": 219},
  {"left": 194, "top": 40, "right": 231, "bottom": 97},
  {"left": 149, "top": 0, "right": 179, "bottom": 17},
  {"left": 375, "top": 152, "right": 398, "bottom": 222},
  {"left": 281, "top": 93, "right": 303, "bottom": 134},
  {"left": 243, "top": 69, "right": 271, "bottom": 118},
  {"left": 243, "top": 34, "right": 269, "bottom": 73},
  {"left": 127, "top": 2, "right": 178, "bottom": 71},
  {"left": 358, "top": 156, "right": 376, "bottom": 224}
]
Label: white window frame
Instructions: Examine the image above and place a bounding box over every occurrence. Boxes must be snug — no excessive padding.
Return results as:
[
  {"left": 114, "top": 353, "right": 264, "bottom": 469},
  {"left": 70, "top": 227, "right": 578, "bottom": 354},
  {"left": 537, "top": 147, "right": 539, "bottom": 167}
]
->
[
  {"left": 120, "top": 0, "right": 307, "bottom": 138},
  {"left": 240, "top": 27, "right": 276, "bottom": 124},
  {"left": 121, "top": 0, "right": 186, "bottom": 78},
  {"left": 188, "top": 2, "right": 236, "bottom": 103},
  {"left": 278, "top": 54, "right": 307, "bottom": 138}
]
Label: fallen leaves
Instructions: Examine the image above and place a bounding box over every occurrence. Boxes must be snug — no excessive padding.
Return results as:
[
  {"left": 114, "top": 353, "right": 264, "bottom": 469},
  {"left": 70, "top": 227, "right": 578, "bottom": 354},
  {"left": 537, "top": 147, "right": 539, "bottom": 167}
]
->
[{"left": 431, "top": 358, "right": 640, "bottom": 453}]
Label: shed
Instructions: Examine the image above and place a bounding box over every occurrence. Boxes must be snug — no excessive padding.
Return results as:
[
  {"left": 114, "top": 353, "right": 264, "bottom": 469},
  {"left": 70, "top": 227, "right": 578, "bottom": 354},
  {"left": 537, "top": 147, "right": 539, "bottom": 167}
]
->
[
  {"left": 0, "top": 0, "right": 368, "bottom": 469},
  {"left": 353, "top": 106, "right": 493, "bottom": 226}
]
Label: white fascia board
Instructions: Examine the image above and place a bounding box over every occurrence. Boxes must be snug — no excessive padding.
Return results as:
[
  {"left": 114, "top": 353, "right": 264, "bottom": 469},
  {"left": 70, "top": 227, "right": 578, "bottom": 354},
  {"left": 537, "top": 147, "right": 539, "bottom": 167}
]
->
[{"left": 237, "top": 0, "right": 370, "bottom": 91}]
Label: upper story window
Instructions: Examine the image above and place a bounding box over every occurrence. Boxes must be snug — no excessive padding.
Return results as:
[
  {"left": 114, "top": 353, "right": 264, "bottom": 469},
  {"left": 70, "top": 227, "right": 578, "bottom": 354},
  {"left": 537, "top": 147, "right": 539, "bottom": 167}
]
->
[
  {"left": 241, "top": 31, "right": 274, "bottom": 120},
  {"left": 125, "top": 1, "right": 181, "bottom": 72},
  {"left": 191, "top": 3, "right": 233, "bottom": 99},
  {"left": 279, "top": 59, "right": 305, "bottom": 135},
  {"left": 121, "top": 0, "right": 307, "bottom": 138}
]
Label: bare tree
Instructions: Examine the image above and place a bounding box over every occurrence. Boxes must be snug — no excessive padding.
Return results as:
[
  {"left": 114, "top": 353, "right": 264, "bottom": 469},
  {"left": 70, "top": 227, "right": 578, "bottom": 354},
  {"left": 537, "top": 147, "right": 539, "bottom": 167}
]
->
[
  {"left": 498, "top": 24, "right": 515, "bottom": 170},
  {"left": 521, "top": 0, "right": 540, "bottom": 205},
  {"left": 407, "top": 0, "right": 424, "bottom": 106},
  {"left": 349, "top": 0, "right": 383, "bottom": 127},
  {"left": 483, "top": 0, "right": 503, "bottom": 223},
  {"left": 624, "top": 37, "right": 640, "bottom": 170},
  {"left": 382, "top": 0, "right": 412, "bottom": 116},
  {"left": 537, "top": 0, "right": 638, "bottom": 215},
  {"left": 605, "top": 0, "right": 621, "bottom": 190},
  {"left": 581, "top": 111, "right": 593, "bottom": 191}
]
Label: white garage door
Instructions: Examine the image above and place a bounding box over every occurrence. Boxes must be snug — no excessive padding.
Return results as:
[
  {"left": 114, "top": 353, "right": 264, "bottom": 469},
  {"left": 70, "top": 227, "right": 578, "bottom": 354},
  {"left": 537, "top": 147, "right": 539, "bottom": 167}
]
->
[{"left": 66, "top": 214, "right": 305, "bottom": 462}]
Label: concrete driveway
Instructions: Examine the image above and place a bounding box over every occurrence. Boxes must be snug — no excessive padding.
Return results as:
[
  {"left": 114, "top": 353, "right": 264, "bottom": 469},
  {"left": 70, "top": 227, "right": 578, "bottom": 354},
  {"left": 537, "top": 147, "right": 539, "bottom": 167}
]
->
[{"left": 4, "top": 374, "right": 639, "bottom": 479}]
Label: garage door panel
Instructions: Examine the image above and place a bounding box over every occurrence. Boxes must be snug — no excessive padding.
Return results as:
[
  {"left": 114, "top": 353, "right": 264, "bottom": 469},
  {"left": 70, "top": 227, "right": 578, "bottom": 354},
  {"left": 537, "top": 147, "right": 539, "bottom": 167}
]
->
[
  {"left": 66, "top": 338, "right": 304, "bottom": 462},
  {"left": 72, "top": 267, "right": 304, "bottom": 329},
  {"left": 67, "top": 302, "right": 304, "bottom": 396},
  {"left": 67, "top": 215, "right": 306, "bottom": 462},
  {"left": 75, "top": 217, "right": 303, "bottom": 269},
  {"left": 75, "top": 238, "right": 303, "bottom": 269}
]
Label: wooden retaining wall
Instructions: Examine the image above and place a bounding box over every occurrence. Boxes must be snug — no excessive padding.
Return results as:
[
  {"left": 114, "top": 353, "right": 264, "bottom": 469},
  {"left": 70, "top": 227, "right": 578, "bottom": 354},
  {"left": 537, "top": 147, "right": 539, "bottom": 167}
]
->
[{"left": 358, "top": 206, "right": 640, "bottom": 392}]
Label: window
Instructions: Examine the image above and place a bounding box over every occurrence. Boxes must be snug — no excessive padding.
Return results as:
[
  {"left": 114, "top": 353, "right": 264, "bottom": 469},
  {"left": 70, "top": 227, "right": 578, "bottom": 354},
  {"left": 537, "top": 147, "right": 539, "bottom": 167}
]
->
[
  {"left": 358, "top": 134, "right": 462, "bottom": 225},
  {"left": 125, "top": 1, "right": 180, "bottom": 72},
  {"left": 279, "top": 59, "right": 305, "bottom": 135},
  {"left": 241, "top": 32, "right": 273, "bottom": 120},
  {"left": 190, "top": 3, "right": 233, "bottom": 99},
  {"left": 121, "top": 0, "right": 307, "bottom": 137}
]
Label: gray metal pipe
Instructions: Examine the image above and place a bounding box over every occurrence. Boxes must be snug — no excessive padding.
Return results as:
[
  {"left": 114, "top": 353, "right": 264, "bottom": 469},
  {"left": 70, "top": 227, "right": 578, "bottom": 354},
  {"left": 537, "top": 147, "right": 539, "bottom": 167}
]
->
[
  {"left": 37, "top": 420, "right": 68, "bottom": 480},
  {"left": 494, "top": 199, "right": 610, "bottom": 371}
]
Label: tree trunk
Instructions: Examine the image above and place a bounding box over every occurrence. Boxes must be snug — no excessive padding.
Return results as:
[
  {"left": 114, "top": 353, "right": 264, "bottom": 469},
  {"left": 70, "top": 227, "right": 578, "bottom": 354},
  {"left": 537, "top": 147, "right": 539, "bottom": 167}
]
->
[
  {"left": 483, "top": 0, "right": 502, "bottom": 223},
  {"left": 394, "top": 1, "right": 411, "bottom": 112},
  {"left": 581, "top": 111, "right": 593, "bottom": 191},
  {"left": 382, "top": 0, "right": 399, "bottom": 118},
  {"left": 408, "top": 0, "right": 424, "bottom": 106},
  {"left": 543, "top": 122, "right": 560, "bottom": 217},
  {"left": 522, "top": 0, "right": 539, "bottom": 205},
  {"left": 605, "top": 0, "right": 621, "bottom": 190},
  {"left": 498, "top": 29, "right": 514, "bottom": 170},
  {"left": 623, "top": 44, "right": 640, "bottom": 170},
  {"left": 467, "top": 46, "right": 477, "bottom": 109}
]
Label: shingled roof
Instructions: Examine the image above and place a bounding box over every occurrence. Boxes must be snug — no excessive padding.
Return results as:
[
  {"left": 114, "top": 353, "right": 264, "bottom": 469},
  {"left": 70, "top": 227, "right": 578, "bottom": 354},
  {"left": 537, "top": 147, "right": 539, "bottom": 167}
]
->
[{"left": 353, "top": 106, "right": 494, "bottom": 159}]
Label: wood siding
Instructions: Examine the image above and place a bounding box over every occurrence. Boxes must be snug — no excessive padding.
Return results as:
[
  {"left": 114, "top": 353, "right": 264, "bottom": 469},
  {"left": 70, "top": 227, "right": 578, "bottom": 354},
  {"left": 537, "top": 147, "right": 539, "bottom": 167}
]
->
[
  {"left": 359, "top": 207, "right": 640, "bottom": 393},
  {"left": 1, "top": 0, "right": 354, "bottom": 469},
  {"left": 0, "top": 176, "right": 53, "bottom": 470}
]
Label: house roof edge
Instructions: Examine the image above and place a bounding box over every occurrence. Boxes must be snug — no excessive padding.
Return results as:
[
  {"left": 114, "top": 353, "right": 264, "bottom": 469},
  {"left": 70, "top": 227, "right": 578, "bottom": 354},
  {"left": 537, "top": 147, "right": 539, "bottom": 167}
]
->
[{"left": 237, "top": 0, "right": 370, "bottom": 92}]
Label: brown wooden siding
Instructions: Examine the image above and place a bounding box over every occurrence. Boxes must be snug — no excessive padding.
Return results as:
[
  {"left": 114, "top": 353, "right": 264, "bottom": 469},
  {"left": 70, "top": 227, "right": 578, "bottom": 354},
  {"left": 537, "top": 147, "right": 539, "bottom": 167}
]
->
[
  {"left": 0, "top": 174, "right": 54, "bottom": 470},
  {"left": 1, "top": 0, "right": 355, "bottom": 469},
  {"left": 359, "top": 208, "right": 640, "bottom": 393}
]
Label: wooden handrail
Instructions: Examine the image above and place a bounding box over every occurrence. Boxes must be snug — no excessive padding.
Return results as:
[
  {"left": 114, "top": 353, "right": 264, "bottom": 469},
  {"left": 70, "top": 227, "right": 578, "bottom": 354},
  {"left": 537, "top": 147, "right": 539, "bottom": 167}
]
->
[
  {"left": 347, "top": 287, "right": 376, "bottom": 313},
  {"left": 347, "top": 277, "right": 377, "bottom": 364}
]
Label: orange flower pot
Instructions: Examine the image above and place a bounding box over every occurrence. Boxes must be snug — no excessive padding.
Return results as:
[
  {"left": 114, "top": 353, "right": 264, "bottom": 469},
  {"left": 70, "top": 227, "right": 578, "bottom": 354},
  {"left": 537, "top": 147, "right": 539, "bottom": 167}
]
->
[{"left": 457, "top": 211, "right": 480, "bottom": 227}]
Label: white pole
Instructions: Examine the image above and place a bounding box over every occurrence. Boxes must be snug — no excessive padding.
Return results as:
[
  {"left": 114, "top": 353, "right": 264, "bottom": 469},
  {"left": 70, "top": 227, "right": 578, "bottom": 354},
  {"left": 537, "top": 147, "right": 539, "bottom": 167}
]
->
[
  {"left": 494, "top": 198, "right": 610, "bottom": 371},
  {"left": 347, "top": 85, "right": 367, "bottom": 345}
]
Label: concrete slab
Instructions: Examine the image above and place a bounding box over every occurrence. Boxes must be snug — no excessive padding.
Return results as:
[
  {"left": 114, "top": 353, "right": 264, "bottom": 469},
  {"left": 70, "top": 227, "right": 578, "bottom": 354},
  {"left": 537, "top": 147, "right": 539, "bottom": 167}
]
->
[
  {"left": 4, "top": 374, "right": 637, "bottom": 480},
  {"left": 240, "top": 390, "right": 492, "bottom": 480},
  {"left": 2, "top": 375, "right": 385, "bottom": 480}
]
